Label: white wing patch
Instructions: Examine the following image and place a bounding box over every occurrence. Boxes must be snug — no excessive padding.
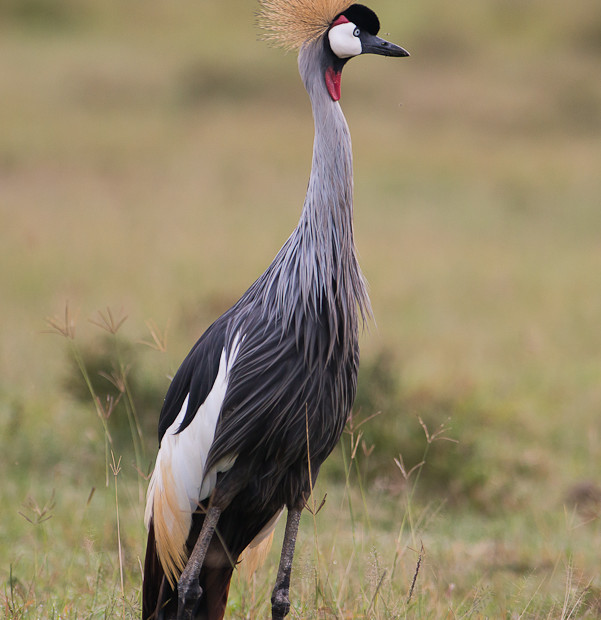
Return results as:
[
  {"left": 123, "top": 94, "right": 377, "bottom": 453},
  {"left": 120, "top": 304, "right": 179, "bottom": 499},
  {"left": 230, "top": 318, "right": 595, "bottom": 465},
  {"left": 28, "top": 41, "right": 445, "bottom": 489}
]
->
[{"left": 144, "top": 334, "right": 243, "bottom": 587}]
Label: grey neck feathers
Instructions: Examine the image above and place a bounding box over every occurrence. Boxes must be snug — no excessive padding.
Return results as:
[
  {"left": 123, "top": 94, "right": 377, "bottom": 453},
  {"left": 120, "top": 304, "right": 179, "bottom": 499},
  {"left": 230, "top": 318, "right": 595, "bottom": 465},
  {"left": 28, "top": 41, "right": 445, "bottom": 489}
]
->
[{"left": 239, "top": 39, "right": 371, "bottom": 350}]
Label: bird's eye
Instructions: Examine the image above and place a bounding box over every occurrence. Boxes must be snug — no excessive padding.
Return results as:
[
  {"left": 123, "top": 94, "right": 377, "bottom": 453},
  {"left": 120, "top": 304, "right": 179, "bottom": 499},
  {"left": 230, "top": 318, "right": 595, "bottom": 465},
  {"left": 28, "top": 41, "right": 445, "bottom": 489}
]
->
[{"left": 353, "top": 28, "right": 360, "bottom": 37}]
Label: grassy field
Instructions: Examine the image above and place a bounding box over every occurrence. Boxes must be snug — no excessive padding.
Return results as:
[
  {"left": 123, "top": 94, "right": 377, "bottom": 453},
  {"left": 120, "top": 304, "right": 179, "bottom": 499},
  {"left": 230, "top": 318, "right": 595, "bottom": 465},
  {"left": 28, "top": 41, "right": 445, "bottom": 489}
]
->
[{"left": 1, "top": 0, "right": 601, "bottom": 617}]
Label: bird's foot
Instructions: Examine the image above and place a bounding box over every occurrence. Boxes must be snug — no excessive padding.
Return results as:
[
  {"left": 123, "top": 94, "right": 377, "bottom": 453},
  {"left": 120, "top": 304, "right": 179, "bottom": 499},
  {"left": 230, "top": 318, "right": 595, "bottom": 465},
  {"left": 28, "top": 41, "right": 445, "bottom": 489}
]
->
[
  {"left": 271, "top": 585, "right": 291, "bottom": 620},
  {"left": 177, "top": 577, "right": 202, "bottom": 620}
]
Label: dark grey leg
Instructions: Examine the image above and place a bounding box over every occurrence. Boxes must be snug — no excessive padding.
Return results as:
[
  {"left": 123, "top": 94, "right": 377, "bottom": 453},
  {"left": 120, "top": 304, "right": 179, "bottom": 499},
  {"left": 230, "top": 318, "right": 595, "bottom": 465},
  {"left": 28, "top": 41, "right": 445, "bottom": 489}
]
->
[
  {"left": 271, "top": 506, "right": 302, "bottom": 620},
  {"left": 177, "top": 505, "right": 221, "bottom": 620}
]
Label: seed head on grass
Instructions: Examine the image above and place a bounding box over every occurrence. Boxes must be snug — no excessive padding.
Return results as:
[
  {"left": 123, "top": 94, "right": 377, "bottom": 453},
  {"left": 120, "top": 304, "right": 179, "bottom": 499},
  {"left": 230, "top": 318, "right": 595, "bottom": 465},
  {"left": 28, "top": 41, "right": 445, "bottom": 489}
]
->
[
  {"left": 95, "top": 393, "right": 122, "bottom": 421},
  {"left": 394, "top": 453, "right": 425, "bottom": 482},
  {"left": 89, "top": 306, "right": 127, "bottom": 335},
  {"left": 98, "top": 363, "right": 130, "bottom": 396},
  {"left": 44, "top": 302, "right": 77, "bottom": 339},
  {"left": 406, "top": 543, "right": 424, "bottom": 604},
  {"left": 138, "top": 318, "right": 169, "bottom": 352},
  {"left": 18, "top": 491, "right": 56, "bottom": 526},
  {"left": 417, "top": 415, "right": 458, "bottom": 446}
]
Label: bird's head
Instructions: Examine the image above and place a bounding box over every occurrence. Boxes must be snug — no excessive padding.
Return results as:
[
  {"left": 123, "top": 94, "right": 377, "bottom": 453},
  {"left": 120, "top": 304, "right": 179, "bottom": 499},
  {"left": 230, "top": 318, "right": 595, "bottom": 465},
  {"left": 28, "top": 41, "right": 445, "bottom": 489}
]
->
[
  {"left": 324, "top": 4, "right": 409, "bottom": 101},
  {"left": 259, "top": 0, "right": 408, "bottom": 101}
]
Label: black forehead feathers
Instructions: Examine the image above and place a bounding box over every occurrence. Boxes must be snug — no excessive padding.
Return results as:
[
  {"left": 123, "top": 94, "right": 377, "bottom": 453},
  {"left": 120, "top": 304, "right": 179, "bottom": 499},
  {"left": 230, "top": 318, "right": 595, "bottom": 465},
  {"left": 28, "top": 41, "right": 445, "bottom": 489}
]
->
[{"left": 341, "top": 4, "right": 380, "bottom": 35}]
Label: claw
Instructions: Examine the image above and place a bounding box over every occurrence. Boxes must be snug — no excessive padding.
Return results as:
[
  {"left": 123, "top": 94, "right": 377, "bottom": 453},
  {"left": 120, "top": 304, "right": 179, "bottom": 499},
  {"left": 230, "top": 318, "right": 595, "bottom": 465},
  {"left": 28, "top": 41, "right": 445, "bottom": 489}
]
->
[
  {"left": 177, "top": 578, "right": 202, "bottom": 620},
  {"left": 271, "top": 587, "right": 291, "bottom": 620}
]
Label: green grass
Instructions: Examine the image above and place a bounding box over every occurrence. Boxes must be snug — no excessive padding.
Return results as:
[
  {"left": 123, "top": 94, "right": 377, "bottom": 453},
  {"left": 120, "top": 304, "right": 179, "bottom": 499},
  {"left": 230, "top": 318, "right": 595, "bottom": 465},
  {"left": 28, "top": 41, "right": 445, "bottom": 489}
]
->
[{"left": 2, "top": 0, "right": 601, "bottom": 617}]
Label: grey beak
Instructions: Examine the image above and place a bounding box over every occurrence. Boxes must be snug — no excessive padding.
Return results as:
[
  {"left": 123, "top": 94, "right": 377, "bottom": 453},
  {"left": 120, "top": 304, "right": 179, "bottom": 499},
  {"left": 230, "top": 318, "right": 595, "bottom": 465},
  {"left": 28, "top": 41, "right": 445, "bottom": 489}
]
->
[{"left": 360, "top": 33, "right": 409, "bottom": 58}]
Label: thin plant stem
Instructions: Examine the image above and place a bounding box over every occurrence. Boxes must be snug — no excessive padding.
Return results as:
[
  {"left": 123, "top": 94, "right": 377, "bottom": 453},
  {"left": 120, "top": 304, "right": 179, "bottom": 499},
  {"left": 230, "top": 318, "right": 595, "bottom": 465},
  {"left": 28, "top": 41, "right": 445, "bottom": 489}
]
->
[
  {"left": 389, "top": 440, "right": 431, "bottom": 583},
  {"left": 69, "top": 340, "right": 113, "bottom": 486},
  {"left": 339, "top": 439, "right": 357, "bottom": 544},
  {"left": 110, "top": 452, "right": 125, "bottom": 618},
  {"left": 351, "top": 435, "right": 372, "bottom": 531},
  {"left": 113, "top": 338, "right": 145, "bottom": 500},
  {"left": 305, "top": 408, "right": 322, "bottom": 586}
]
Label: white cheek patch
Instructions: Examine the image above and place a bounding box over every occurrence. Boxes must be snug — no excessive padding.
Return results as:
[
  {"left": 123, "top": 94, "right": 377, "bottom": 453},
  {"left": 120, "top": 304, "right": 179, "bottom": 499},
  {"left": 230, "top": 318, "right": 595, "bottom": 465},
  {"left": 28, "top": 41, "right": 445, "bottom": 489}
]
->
[{"left": 328, "top": 22, "right": 362, "bottom": 59}]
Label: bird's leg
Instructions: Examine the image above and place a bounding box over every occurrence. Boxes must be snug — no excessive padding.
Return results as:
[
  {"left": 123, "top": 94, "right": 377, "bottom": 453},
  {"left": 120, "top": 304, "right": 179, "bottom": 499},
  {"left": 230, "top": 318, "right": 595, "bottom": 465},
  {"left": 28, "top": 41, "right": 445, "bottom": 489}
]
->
[
  {"left": 177, "top": 504, "right": 221, "bottom": 620},
  {"left": 271, "top": 505, "right": 303, "bottom": 620}
]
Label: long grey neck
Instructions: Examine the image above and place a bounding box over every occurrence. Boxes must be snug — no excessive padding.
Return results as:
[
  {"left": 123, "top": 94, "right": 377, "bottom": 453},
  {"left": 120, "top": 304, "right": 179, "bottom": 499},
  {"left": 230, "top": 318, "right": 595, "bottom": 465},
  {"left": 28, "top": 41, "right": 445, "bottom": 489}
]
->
[
  {"left": 243, "top": 40, "right": 370, "bottom": 344},
  {"left": 299, "top": 42, "right": 355, "bottom": 276},
  {"left": 300, "top": 41, "right": 354, "bottom": 225},
  {"left": 295, "top": 41, "right": 370, "bottom": 323}
]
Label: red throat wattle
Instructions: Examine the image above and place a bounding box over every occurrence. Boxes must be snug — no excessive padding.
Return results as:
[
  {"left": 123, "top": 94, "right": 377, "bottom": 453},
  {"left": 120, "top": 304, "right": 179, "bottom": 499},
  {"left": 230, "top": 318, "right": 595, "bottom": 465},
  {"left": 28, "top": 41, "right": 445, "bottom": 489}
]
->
[
  {"left": 324, "top": 15, "right": 348, "bottom": 101},
  {"left": 325, "top": 66, "right": 342, "bottom": 101}
]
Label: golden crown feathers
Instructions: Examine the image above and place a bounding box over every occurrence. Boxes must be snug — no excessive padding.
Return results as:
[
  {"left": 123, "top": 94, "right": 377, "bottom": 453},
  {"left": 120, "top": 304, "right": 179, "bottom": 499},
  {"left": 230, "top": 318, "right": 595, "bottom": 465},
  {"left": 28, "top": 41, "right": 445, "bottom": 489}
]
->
[{"left": 258, "top": 0, "right": 354, "bottom": 50}]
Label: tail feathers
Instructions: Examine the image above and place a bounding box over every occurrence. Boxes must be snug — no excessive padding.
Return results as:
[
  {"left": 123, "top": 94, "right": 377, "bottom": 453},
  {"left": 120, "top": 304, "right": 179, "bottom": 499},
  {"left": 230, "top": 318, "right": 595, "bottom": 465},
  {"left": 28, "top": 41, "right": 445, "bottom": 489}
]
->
[
  {"left": 238, "top": 530, "right": 276, "bottom": 582},
  {"left": 238, "top": 507, "right": 283, "bottom": 582},
  {"left": 143, "top": 520, "right": 178, "bottom": 619},
  {"left": 146, "top": 454, "right": 193, "bottom": 589},
  {"left": 143, "top": 519, "right": 234, "bottom": 620}
]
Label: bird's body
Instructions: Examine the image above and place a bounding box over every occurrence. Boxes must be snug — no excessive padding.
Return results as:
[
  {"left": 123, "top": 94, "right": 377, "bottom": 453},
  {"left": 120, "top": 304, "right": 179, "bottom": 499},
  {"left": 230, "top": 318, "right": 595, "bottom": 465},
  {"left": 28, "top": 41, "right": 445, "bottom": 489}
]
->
[{"left": 143, "top": 2, "right": 408, "bottom": 618}]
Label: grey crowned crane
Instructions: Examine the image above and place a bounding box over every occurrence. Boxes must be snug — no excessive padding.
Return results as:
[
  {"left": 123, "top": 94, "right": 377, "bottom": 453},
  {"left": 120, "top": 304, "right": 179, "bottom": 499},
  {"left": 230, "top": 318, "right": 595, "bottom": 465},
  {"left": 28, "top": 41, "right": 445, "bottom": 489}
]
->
[{"left": 142, "top": 1, "right": 408, "bottom": 618}]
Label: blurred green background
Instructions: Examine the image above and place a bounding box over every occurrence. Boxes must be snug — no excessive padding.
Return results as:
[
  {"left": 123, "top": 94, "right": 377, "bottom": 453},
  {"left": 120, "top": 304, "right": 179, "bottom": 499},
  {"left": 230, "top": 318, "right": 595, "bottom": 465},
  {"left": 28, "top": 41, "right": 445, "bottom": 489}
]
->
[{"left": 1, "top": 0, "right": 601, "bottom": 617}]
